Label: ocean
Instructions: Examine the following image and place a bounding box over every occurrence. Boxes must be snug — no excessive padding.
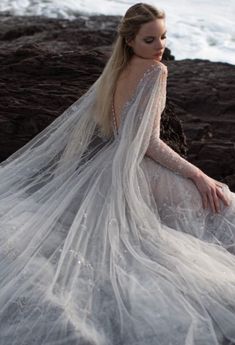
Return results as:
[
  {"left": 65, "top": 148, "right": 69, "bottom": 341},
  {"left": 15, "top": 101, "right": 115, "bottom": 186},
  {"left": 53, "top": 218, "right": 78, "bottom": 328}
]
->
[{"left": 0, "top": 0, "right": 234, "bottom": 65}]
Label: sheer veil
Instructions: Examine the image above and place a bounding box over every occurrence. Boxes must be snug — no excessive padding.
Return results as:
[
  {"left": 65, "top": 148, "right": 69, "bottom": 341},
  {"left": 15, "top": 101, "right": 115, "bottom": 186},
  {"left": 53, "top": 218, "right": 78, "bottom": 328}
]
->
[{"left": 1, "top": 62, "right": 235, "bottom": 345}]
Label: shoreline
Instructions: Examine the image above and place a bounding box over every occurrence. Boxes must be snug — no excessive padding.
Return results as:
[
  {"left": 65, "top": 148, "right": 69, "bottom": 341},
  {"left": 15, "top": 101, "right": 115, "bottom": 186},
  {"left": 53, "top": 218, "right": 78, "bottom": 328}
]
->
[
  {"left": 1, "top": 11, "right": 234, "bottom": 67},
  {"left": 0, "top": 13, "right": 234, "bottom": 191}
]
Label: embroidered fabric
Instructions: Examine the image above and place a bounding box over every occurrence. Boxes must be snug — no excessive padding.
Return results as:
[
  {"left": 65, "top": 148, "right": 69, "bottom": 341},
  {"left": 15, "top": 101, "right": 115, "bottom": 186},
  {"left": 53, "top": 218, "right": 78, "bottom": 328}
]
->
[
  {"left": 0, "top": 60, "right": 235, "bottom": 345},
  {"left": 112, "top": 63, "right": 201, "bottom": 179},
  {"left": 146, "top": 93, "right": 202, "bottom": 179}
]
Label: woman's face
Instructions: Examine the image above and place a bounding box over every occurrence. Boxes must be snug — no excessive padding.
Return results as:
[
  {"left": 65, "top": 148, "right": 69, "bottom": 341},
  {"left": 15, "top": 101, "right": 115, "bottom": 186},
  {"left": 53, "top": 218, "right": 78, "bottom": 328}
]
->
[{"left": 127, "top": 18, "right": 167, "bottom": 61}]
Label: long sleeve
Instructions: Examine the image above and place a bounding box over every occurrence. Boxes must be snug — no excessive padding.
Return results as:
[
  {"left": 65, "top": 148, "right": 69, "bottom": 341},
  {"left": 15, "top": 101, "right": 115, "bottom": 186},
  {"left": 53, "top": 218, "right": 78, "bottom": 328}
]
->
[{"left": 145, "top": 66, "right": 201, "bottom": 180}]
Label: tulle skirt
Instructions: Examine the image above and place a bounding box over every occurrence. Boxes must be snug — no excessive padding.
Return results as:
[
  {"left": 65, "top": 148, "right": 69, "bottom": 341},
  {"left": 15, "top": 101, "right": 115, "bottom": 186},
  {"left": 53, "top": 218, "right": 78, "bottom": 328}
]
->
[
  {"left": 142, "top": 156, "right": 235, "bottom": 252},
  {"left": 0, "top": 153, "right": 235, "bottom": 345}
]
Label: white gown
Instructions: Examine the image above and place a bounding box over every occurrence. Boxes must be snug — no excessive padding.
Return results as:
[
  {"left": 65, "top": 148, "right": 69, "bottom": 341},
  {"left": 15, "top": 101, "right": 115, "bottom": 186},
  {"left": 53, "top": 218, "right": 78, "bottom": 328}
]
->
[{"left": 0, "top": 62, "right": 235, "bottom": 345}]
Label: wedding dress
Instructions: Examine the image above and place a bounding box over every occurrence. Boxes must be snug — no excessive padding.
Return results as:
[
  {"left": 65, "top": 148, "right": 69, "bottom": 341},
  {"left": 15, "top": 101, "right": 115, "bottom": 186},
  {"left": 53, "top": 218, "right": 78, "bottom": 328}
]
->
[{"left": 0, "top": 61, "right": 235, "bottom": 345}]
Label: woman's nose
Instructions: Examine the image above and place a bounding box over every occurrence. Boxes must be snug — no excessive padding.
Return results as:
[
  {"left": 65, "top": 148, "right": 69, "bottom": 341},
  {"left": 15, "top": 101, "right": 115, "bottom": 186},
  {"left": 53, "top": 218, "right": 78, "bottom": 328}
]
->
[{"left": 154, "top": 40, "right": 164, "bottom": 50}]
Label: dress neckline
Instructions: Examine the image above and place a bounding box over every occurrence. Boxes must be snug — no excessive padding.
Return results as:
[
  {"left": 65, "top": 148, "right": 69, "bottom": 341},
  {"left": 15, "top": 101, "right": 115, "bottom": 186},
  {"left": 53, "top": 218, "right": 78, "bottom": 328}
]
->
[{"left": 111, "top": 63, "right": 161, "bottom": 137}]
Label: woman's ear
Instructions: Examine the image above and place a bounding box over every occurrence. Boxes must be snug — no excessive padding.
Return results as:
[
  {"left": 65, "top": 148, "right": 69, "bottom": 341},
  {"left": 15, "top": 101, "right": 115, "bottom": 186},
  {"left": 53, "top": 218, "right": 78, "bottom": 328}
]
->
[{"left": 126, "top": 38, "right": 133, "bottom": 48}]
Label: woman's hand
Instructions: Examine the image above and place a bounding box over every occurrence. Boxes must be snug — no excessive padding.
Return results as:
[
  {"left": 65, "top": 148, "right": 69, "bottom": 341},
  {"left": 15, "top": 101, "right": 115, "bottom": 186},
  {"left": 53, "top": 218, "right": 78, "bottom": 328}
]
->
[{"left": 191, "top": 171, "right": 231, "bottom": 213}]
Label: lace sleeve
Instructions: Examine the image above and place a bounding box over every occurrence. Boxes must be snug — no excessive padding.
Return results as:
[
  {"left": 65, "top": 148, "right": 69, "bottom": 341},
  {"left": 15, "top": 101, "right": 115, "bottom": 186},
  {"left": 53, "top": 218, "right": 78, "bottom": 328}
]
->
[{"left": 145, "top": 65, "right": 201, "bottom": 180}]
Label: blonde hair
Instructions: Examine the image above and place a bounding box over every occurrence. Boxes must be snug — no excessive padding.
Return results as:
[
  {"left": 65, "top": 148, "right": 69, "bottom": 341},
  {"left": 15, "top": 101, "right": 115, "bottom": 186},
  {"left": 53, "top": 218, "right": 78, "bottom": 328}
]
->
[{"left": 94, "top": 3, "right": 165, "bottom": 138}]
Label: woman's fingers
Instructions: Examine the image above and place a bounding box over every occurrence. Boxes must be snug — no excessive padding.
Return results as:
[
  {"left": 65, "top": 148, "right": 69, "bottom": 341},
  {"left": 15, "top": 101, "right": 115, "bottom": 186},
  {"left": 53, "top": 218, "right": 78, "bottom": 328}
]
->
[
  {"left": 207, "top": 186, "right": 231, "bottom": 214},
  {"left": 195, "top": 174, "right": 230, "bottom": 213},
  {"left": 207, "top": 191, "right": 217, "bottom": 213},
  {"left": 216, "top": 187, "right": 230, "bottom": 207},
  {"left": 212, "top": 188, "right": 221, "bottom": 213},
  {"left": 202, "top": 194, "right": 208, "bottom": 210},
  {"left": 214, "top": 180, "right": 230, "bottom": 206}
]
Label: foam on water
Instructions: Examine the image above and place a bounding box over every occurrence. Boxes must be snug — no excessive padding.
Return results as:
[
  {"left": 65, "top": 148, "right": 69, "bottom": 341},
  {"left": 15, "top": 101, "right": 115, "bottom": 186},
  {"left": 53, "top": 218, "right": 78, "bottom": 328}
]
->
[{"left": 0, "top": 0, "right": 234, "bottom": 65}]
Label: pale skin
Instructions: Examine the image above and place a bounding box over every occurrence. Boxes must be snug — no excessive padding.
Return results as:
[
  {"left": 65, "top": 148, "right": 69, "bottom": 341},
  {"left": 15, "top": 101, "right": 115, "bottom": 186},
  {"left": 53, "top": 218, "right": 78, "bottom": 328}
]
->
[{"left": 113, "top": 18, "right": 231, "bottom": 214}]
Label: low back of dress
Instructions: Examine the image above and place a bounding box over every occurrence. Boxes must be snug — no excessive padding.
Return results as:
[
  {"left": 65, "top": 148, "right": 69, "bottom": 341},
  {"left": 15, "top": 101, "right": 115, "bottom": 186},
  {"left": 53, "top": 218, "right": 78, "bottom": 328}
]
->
[{"left": 112, "top": 58, "right": 154, "bottom": 134}]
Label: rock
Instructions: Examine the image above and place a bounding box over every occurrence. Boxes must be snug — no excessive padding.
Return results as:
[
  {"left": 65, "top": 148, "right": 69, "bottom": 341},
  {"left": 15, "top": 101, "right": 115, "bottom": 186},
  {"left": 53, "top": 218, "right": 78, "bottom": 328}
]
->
[
  {"left": 0, "top": 13, "right": 234, "bottom": 192},
  {"left": 166, "top": 59, "right": 235, "bottom": 189}
]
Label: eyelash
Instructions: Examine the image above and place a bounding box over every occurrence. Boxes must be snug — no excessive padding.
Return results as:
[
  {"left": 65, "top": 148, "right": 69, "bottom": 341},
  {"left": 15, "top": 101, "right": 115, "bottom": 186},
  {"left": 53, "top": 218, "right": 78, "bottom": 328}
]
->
[{"left": 145, "top": 36, "right": 167, "bottom": 43}]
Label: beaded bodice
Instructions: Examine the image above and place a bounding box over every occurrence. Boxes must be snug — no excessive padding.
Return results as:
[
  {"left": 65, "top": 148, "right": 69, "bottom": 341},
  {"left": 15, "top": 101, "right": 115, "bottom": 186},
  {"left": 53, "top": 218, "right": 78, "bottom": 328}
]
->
[{"left": 111, "top": 62, "right": 201, "bottom": 180}]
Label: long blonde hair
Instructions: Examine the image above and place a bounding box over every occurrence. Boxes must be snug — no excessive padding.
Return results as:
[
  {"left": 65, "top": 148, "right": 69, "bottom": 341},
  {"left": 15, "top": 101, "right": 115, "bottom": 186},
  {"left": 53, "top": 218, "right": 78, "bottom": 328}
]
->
[{"left": 94, "top": 3, "right": 165, "bottom": 138}]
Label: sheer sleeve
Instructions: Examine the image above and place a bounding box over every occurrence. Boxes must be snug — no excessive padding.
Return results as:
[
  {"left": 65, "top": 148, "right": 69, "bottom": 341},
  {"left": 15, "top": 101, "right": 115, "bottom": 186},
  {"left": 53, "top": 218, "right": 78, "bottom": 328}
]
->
[{"left": 145, "top": 64, "right": 201, "bottom": 180}]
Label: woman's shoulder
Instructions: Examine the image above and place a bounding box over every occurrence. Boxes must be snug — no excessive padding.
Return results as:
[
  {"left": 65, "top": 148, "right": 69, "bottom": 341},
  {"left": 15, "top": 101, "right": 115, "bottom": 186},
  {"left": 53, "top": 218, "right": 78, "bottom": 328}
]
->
[{"left": 129, "top": 56, "right": 168, "bottom": 75}]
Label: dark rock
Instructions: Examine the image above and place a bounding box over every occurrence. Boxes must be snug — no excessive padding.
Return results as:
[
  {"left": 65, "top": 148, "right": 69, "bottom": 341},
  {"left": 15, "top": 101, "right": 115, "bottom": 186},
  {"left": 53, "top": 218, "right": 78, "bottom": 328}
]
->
[
  {"left": 166, "top": 59, "right": 235, "bottom": 189},
  {"left": 0, "top": 13, "right": 234, "bottom": 192}
]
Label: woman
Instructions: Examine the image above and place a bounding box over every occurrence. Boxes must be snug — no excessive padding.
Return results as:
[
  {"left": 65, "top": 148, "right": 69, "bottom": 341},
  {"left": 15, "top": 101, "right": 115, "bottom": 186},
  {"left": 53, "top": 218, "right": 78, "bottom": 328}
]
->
[{"left": 0, "top": 3, "right": 235, "bottom": 345}]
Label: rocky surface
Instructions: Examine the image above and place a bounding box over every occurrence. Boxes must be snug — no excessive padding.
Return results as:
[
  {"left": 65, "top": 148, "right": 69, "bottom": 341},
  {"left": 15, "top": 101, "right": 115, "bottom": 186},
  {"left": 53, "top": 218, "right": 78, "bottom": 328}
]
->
[
  {"left": 167, "top": 59, "right": 235, "bottom": 191},
  {"left": 0, "top": 13, "right": 234, "bottom": 191}
]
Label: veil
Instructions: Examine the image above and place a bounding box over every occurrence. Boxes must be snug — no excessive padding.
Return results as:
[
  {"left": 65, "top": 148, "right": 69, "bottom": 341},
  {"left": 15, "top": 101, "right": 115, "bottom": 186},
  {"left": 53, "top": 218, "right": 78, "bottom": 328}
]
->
[{"left": 1, "top": 62, "right": 235, "bottom": 345}]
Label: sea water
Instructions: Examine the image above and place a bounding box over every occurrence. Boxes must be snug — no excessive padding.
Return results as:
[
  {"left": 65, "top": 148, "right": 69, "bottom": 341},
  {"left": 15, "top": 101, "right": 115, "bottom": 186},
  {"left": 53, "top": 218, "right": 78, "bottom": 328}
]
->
[{"left": 0, "top": 0, "right": 234, "bottom": 65}]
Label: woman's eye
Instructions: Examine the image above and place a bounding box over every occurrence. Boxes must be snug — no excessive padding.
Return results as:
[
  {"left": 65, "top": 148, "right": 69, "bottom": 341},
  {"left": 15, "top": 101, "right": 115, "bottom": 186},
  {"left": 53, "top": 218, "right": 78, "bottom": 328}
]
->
[{"left": 144, "top": 36, "right": 167, "bottom": 44}]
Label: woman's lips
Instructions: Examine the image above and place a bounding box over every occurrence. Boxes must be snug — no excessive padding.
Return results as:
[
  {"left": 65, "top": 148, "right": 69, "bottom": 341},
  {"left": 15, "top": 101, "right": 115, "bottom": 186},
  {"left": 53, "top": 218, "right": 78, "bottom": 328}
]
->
[{"left": 154, "top": 53, "right": 162, "bottom": 58}]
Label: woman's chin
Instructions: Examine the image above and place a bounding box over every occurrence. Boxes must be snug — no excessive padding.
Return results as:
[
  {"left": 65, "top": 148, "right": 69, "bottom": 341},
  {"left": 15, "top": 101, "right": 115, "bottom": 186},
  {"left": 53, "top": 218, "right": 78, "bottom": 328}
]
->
[{"left": 153, "top": 55, "right": 162, "bottom": 61}]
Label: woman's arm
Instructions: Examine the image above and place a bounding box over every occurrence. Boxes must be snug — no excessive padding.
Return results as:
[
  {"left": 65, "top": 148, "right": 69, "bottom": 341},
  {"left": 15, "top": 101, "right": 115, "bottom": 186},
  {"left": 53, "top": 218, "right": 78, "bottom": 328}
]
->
[
  {"left": 145, "top": 65, "right": 231, "bottom": 213},
  {"left": 146, "top": 125, "right": 231, "bottom": 213},
  {"left": 145, "top": 133, "right": 201, "bottom": 180}
]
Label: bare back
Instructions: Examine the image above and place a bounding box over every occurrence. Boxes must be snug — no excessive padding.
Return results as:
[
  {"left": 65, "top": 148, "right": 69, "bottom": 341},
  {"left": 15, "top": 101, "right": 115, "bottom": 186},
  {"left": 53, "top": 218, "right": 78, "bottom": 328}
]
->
[{"left": 112, "top": 56, "right": 160, "bottom": 131}]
